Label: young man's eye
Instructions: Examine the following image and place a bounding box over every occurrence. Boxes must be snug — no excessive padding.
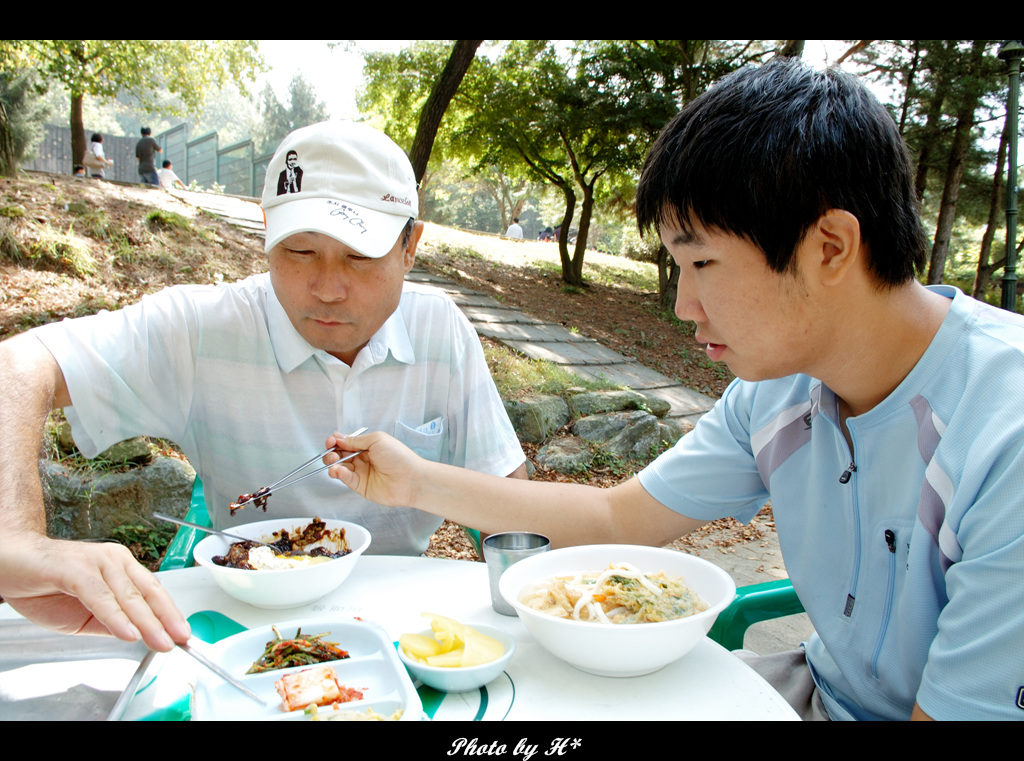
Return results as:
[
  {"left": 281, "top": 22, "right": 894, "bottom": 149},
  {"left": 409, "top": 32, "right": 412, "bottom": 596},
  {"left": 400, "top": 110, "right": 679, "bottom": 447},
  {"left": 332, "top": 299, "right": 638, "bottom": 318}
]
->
[{"left": 693, "top": 260, "right": 710, "bottom": 269}]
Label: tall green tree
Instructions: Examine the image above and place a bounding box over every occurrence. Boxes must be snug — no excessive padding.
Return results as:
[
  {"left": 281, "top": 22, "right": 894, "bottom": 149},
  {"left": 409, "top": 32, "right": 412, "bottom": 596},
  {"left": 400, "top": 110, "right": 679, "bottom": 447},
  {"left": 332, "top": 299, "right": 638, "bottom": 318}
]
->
[
  {"left": 461, "top": 41, "right": 681, "bottom": 286},
  {"left": 923, "top": 40, "right": 1001, "bottom": 284},
  {"left": 564, "top": 40, "right": 775, "bottom": 297},
  {"left": 0, "top": 40, "right": 263, "bottom": 172},
  {"left": 408, "top": 40, "right": 482, "bottom": 184},
  {"left": 0, "top": 68, "right": 50, "bottom": 176},
  {"left": 359, "top": 40, "right": 486, "bottom": 211},
  {"left": 254, "top": 74, "right": 330, "bottom": 154},
  {"left": 842, "top": 40, "right": 1009, "bottom": 293}
]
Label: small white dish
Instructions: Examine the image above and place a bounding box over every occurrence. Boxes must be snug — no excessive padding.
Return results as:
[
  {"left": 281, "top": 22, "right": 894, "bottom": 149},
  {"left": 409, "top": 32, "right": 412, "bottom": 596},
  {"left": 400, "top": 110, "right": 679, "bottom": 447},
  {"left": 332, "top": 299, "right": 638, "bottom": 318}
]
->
[{"left": 397, "top": 623, "right": 515, "bottom": 693}]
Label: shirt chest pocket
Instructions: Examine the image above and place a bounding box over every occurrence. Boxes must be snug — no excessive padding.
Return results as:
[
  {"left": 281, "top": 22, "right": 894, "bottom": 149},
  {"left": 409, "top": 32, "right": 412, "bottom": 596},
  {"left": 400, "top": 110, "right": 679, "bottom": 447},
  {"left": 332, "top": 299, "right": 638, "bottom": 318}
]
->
[{"left": 393, "top": 417, "right": 446, "bottom": 462}]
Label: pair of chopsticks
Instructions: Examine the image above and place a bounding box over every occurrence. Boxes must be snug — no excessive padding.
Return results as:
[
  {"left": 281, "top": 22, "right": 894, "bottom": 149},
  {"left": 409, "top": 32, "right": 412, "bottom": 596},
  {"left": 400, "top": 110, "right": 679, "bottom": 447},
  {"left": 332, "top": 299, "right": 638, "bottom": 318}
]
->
[
  {"left": 112, "top": 641, "right": 266, "bottom": 712},
  {"left": 232, "top": 427, "right": 368, "bottom": 510},
  {"left": 178, "top": 640, "right": 266, "bottom": 705}
]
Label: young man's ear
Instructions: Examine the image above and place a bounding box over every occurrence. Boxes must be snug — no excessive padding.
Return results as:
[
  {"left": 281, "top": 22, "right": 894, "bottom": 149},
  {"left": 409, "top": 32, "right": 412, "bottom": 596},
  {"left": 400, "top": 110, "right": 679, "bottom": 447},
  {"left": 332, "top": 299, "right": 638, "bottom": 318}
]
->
[{"left": 809, "top": 210, "right": 862, "bottom": 287}]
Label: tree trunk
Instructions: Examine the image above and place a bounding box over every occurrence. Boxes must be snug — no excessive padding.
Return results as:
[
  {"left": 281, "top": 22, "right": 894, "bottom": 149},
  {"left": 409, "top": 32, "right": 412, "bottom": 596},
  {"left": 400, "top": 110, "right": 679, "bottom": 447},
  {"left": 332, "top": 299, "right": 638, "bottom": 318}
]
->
[
  {"left": 657, "top": 244, "right": 679, "bottom": 311},
  {"left": 913, "top": 76, "right": 948, "bottom": 203},
  {"left": 0, "top": 97, "right": 15, "bottom": 177},
  {"left": 569, "top": 180, "right": 598, "bottom": 284},
  {"left": 408, "top": 40, "right": 482, "bottom": 184},
  {"left": 926, "top": 40, "right": 988, "bottom": 285},
  {"left": 897, "top": 41, "right": 922, "bottom": 135},
  {"left": 556, "top": 184, "right": 579, "bottom": 286},
  {"left": 927, "top": 114, "right": 971, "bottom": 284},
  {"left": 914, "top": 40, "right": 956, "bottom": 203},
  {"left": 973, "top": 118, "right": 1009, "bottom": 298},
  {"left": 70, "top": 92, "right": 86, "bottom": 174}
]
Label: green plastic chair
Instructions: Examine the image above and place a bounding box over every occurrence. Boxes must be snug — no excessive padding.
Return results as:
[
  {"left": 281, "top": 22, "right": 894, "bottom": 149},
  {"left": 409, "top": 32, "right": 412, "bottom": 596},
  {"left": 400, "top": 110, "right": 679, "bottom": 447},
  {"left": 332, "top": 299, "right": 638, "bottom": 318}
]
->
[
  {"left": 706, "top": 578, "right": 805, "bottom": 651},
  {"left": 159, "top": 477, "right": 211, "bottom": 571},
  {"left": 159, "top": 476, "right": 484, "bottom": 570}
]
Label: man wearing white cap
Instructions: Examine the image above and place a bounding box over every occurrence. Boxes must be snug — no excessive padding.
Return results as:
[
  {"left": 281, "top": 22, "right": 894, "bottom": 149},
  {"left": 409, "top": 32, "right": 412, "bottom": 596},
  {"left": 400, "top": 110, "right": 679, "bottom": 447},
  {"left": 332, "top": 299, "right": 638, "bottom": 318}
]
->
[{"left": 0, "top": 121, "right": 526, "bottom": 652}]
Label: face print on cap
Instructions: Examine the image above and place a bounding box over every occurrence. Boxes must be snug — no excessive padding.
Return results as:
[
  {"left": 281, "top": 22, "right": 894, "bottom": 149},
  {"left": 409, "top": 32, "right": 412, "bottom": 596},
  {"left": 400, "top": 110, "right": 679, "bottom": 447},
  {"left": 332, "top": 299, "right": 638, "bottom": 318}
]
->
[{"left": 277, "top": 151, "right": 303, "bottom": 195}]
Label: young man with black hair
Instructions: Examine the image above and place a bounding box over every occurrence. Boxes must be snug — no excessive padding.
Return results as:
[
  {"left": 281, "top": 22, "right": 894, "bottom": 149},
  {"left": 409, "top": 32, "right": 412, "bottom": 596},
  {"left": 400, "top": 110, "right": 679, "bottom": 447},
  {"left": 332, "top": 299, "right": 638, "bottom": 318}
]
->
[{"left": 324, "top": 60, "right": 1024, "bottom": 721}]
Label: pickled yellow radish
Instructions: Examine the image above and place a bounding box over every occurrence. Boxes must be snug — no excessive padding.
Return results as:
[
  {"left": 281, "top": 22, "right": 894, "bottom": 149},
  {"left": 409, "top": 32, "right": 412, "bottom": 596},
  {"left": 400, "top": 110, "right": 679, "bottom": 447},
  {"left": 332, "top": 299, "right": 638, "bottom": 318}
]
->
[
  {"left": 399, "top": 633, "right": 442, "bottom": 659},
  {"left": 399, "top": 613, "right": 505, "bottom": 668}
]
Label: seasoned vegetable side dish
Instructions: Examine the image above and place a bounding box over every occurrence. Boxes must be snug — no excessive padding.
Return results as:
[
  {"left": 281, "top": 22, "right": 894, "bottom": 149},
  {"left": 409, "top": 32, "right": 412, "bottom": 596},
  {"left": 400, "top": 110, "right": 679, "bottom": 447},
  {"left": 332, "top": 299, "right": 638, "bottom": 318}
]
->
[
  {"left": 518, "top": 562, "right": 708, "bottom": 624},
  {"left": 247, "top": 626, "right": 351, "bottom": 674}
]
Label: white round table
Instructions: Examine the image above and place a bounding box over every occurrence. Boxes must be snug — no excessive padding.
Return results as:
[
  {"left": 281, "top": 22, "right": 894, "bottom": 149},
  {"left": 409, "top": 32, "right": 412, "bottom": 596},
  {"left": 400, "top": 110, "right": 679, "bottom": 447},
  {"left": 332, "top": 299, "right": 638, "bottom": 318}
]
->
[{"left": 151, "top": 555, "right": 800, "bottom": 721}]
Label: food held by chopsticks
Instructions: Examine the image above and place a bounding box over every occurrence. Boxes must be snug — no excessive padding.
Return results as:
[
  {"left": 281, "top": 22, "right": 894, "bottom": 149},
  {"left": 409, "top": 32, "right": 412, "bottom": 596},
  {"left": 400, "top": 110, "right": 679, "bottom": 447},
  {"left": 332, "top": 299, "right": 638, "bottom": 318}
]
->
[
  {"left": 230, "top": 486, "right": 271, "bottom": 516},
  {"left": 229, "top": 430, "right": 367, "bottom": 516},
  {"left": 247, "top": 626, "right": 351, "bottom": 674}
]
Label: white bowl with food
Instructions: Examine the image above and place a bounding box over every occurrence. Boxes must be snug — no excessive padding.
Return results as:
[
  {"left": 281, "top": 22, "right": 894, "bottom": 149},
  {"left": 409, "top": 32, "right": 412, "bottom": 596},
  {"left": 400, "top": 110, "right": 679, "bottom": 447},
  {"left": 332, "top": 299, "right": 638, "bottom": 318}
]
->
[
  {"left": 193, "top": 518, "right": 371, "bottom": 609},
  {"left": 397, "top": 620, "right": 515, "bottom": 693},
  {"left": 498, "top": 544, "right": 736, "bottom": 677}
]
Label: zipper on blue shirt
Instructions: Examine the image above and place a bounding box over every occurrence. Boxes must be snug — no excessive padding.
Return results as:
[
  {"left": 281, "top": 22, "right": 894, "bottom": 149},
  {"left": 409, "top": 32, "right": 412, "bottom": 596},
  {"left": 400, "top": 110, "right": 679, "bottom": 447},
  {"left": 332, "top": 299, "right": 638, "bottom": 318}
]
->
[
  {"left": 828, "top": 410, "right": 860, "bottom": 617},
  {"left": 839, "top": 460, "right": 857, "bottom": 484},
  {"left": 870, "top": 528, "right": 898, "bottom": 678}
]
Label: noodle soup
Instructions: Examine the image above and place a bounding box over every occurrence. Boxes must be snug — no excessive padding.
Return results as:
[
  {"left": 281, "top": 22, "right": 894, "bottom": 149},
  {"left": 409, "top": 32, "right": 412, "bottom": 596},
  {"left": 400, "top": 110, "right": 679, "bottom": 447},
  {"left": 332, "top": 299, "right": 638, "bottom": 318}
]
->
[{"left": 519, "top": 562, "right": 708, "bottom": 624}]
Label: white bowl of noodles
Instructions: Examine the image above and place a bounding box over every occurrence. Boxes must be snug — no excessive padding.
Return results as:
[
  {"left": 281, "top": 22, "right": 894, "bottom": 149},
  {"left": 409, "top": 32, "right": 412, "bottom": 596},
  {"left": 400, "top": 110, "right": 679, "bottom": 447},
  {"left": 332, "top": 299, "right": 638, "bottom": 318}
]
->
[{"left": 498, "top": 544, "right": 736, "bottom": 677}]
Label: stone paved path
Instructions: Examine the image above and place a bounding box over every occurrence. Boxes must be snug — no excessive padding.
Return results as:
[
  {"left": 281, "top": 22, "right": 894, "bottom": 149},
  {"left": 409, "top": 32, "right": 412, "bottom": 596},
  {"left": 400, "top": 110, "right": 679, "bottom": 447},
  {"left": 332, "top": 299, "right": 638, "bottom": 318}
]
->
[{"left": 404, "top": 269, "right": 717, "bottom": 426}]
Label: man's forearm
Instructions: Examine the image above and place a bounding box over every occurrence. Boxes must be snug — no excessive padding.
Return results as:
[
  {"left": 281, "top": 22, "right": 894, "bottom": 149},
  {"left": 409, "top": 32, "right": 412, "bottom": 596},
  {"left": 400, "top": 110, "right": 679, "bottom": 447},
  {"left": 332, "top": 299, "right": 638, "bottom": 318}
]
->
[
  {"left": 0, "top": 333, "right": 68, "bottom": 534},
  {"left": 0, "top": 333, "right": 191, "bottom": 650}
]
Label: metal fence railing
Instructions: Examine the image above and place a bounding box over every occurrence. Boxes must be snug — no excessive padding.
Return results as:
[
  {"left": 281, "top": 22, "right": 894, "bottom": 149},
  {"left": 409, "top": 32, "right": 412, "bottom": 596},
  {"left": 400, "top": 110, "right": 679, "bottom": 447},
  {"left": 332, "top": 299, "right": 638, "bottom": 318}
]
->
[{"left": 21, "top": 123, "right": 275, "bottom": 198}]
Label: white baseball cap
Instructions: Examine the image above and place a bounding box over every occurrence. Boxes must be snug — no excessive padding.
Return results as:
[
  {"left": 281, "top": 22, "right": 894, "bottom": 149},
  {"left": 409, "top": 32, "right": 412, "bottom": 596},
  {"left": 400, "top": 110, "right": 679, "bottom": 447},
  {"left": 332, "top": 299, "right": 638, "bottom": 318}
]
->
[{"left": 261, "top": 121, "right": 418, "bottom": 257}]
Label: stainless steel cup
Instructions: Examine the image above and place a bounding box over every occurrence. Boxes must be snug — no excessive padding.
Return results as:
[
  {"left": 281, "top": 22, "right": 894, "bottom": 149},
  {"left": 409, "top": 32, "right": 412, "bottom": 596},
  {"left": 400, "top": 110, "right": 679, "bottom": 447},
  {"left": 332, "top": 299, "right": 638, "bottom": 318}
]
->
[{"left": 482, "top": 532, "right": 551, "bottom": 616}]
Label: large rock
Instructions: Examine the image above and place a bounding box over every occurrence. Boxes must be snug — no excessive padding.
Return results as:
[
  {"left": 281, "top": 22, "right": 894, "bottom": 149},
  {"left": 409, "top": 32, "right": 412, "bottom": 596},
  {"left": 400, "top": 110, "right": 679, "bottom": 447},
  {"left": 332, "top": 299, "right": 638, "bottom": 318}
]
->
[
  {"left": 567, "top": 390, "right": 671, "bottom": 419},
  {"left": 573, "top": 410, "right": 661, "bottom": 460},
  {"left": 657, "top": 418, "right": 695, "bottom": 448},
  {"left": 42, "top": 456, "right": 196, "bottom": 540},
  {"left": 98, "top": 437, "right": 152, "bottom": 464},
  {"left": 50, "top": 422, "right": 150, "bottom": 464},
  {"left": 535, "top": 436, "right": 593, "bottom": 474},
  {"left": 503, "top": 395, "right": 570, "bottom": 444}
]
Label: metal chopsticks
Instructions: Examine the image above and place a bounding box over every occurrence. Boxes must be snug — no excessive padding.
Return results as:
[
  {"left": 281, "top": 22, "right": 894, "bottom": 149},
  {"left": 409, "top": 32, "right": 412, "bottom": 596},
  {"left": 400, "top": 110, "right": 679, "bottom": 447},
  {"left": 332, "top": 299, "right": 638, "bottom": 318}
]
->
[
  {"left": 233, "top": 427, "right": 367, "bottom": 508},
  {"left": 178, "top": 640, "right": 266, "bottom": 705}
]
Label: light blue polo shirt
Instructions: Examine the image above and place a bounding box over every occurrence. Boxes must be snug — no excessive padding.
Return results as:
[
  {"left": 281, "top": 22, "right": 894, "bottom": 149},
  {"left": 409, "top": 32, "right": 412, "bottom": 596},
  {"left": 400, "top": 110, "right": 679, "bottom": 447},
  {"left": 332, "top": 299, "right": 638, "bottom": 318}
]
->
[{"left": 639, "top": 286, "right": 1024, "bottom": 720}]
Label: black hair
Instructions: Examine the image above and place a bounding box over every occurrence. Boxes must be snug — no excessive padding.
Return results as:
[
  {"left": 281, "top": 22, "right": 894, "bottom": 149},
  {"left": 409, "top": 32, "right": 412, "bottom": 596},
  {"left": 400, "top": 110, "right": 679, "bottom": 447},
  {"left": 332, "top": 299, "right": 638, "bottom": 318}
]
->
[
  {"left": 90, "top": 133, "right": 103, "bottom": 143},
  {"left": 141, "top": 127, "right": 152, "bottom": 136},
  {"left": 401, "top": 218, "right": 415, "bottom": 250},
  {"left": 636, "top": 58, "right": 926, "bottom": 286},
  {"left": 162, "top": 160, "right": 172, "bottom": 168}
]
